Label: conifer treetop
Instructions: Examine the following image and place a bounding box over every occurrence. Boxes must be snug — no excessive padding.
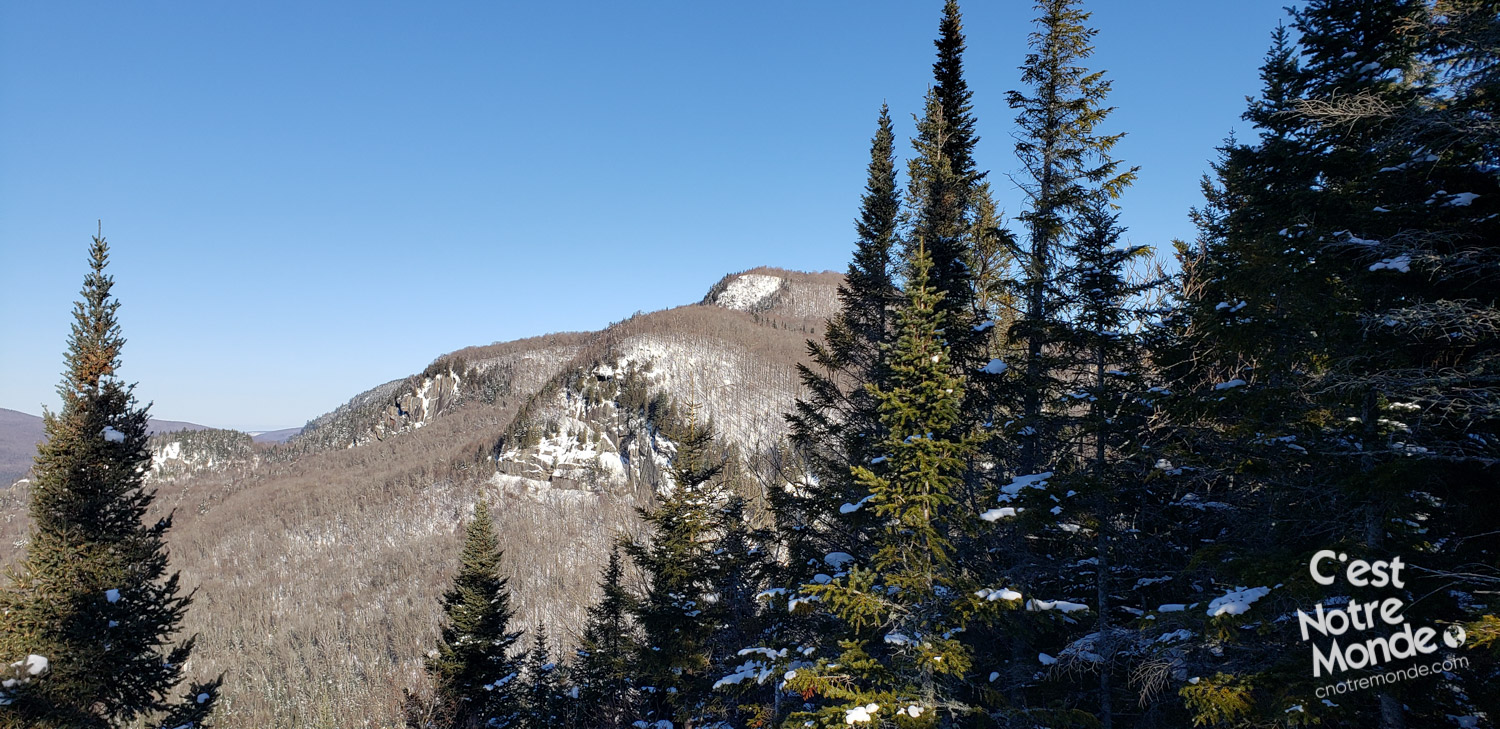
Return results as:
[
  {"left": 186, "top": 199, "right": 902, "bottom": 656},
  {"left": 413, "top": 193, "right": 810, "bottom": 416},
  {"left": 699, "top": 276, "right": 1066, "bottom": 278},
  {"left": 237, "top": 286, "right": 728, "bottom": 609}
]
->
[
  {"left": 1, "top": 230, "right": 219, "bottom": 728},
  {"left": 933, "top": 0, "right": 981, "bottom": 185}
]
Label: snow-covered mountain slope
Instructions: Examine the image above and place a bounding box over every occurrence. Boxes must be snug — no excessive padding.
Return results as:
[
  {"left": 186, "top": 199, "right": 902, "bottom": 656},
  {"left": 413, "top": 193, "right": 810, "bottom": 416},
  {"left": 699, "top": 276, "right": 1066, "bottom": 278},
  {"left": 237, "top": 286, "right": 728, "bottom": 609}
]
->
[
  {"left": 288, "top": 333, "right": 591, "bottom": 454},
  {"left": 0, "top": 266, "right": 842, "bottom": 729},
  {"left": 703, "top": 266, "right": 842, "bottom": 324},
  {"left": 148, "top": 428, "right": 260, "bottom": 482}
]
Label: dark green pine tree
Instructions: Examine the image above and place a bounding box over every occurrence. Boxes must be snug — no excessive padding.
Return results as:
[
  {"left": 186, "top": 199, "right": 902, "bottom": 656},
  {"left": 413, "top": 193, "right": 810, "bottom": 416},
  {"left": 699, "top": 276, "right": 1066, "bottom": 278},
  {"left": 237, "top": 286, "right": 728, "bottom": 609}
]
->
[
  {"left": 703, "top": 495, "right": 775, "bottom": 726},
  {"left": 840, "top": 104, "right": 903, "bottom": 367},
  {"left": 1015, "top": 206, "right": 1169, "bottom": 729},
  {"left": 0, "top": 232, "right": 220, "bottom": 729},
  {"left": 913, "top": 0, "right": 987, "bottom": 344},
  {"left": 1160, "top": 3, "right": 1499, "bottom": 726},
  {"left": 518, "top": 627, "right": 567, "bottom": 729},
  {"left": 1005, "top": 0, "right": 1138, "bottom": 475},
  {"left": 932, "top": 0, "right": 981, "bottom": 189},
  {"left": 783, "top": 103, "right": 902, "bottom": 583},
  {"left": 1342, "top": 4, "right": 1500, "bottom": 716},
  {"left": 770, "top": 103, "right": 906, "bottom": 728},
  {"left": 627, "top": 405, "right": 727, "bottom": 727},
  {"left": 571, "top": 547, "right": 638, "bottom": 729},
  {"left": 786, "top": 245, "right": 979, "bottom": 727},
  {"left": 425, "top": 501, "right": 524, "bottom": 729},
  {"left": 968, "top": 2, "right": 1138, "bottom": 713}
]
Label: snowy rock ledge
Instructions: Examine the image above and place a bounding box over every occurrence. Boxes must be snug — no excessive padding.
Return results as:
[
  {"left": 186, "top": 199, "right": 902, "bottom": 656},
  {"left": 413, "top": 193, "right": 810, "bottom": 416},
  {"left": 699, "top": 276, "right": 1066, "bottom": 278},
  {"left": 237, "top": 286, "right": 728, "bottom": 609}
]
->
[{"left": 713, "top": 274, "right": 783, "bottom": 311}]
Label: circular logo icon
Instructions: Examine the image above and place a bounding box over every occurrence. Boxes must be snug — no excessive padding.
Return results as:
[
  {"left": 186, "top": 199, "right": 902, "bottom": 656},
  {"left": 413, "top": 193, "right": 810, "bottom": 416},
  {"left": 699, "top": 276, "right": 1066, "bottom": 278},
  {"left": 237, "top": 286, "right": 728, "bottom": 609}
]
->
[{"left": 1443, "top": 625, "right": 1467, "bottom": 649}]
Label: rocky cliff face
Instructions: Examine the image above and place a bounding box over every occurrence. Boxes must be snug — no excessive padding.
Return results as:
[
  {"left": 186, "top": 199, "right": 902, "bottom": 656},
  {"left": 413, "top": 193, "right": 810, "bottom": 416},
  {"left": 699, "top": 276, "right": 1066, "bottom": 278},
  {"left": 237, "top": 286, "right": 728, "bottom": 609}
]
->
[{"left": 289, "top": 339, "right": 588, "bottom": 454}]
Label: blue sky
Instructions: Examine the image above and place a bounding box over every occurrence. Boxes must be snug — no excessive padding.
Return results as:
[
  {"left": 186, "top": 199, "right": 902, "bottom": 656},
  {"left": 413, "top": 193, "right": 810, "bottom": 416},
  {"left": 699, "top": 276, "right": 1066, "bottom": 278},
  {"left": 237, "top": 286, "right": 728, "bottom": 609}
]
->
[{"left": 0, "top": 1, "right": 1292, "bottom": 432}]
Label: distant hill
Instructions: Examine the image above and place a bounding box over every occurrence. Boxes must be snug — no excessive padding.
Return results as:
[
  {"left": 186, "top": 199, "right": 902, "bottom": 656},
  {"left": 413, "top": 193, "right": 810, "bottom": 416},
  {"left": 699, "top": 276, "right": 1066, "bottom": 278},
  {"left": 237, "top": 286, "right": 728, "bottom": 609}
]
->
[
  {"left": 249, "top": 427, "right": 302, "bottom": 444},
  {"left": 0, "top": 409, "right": 45, "bottom": 487},
  {"left": 0, "top": 407, "right": 212, "bottom": 486}
]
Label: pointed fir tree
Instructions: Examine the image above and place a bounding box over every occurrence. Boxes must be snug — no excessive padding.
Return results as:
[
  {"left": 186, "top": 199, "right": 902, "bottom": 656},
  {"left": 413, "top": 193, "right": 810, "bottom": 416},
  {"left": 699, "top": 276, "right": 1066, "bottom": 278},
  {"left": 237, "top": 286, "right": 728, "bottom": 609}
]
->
[
  {"left": 703, "top": 495, "right": 777, "bottom": 726},
  {"left": 571, "top": 547, "right": 638, "bottom": 729},
  {"left": 763, "top": 103, "right": 912, "bottom": 729},
  {"left": 518, "top": 626, "right": 567, "bottom": 729},
  {"left": 1005, "top": 205, "right": 1170, "bottom": 728},
  {"left": 932, "top": 0, "right": 981, "bottom": 189},
  {"left": 424, "top": 501, "right": 524, "bottom": 729},
  {"left": 912, "top": 0, "right": 987, "bottom": 344},
  {"left": 1005, "top": 0, "right": 1138, "bottom": 474},
  {"left": 0, "top": 232, "right": 220, "bottom": 729},
  {"left": 906, "top": 85, "right": 983, "bottom": 364},
  {"left": 786, "top": 244, "right": 980, "bottom": 727},
  {"left": 783, "top": 104, "right": 902, "bottom": 581},
  {"left": 627, "top": 404, "right": 730, "bottom": 727},
  {"left": 962, "top": 3, "right": 1139, "bottom": 712}
]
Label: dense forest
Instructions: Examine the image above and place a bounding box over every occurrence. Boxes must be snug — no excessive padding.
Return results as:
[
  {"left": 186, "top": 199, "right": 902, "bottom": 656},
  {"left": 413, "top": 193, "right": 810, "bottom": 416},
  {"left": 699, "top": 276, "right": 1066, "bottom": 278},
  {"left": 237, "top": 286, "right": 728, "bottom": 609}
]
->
[{"left": 3, "top": 0, "right": 1497, "bottom": 728}]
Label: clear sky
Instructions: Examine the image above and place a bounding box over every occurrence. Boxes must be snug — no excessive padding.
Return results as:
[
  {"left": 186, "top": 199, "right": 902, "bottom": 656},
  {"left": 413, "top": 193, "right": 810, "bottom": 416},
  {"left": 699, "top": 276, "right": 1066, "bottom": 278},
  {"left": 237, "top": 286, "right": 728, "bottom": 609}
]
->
[{"left": 0, "top": 1, "right": 1293, "bottom": 432}]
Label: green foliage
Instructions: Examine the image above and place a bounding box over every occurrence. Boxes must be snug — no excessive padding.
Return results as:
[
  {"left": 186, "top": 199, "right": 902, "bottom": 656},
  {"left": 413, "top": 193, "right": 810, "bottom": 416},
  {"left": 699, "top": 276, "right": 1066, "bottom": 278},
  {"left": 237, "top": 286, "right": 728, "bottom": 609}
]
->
[
  {"left": 789, "top": 246, "right": 978, "bottom": 727},
  {"left": 0, "top": 232, "right": 220, "bottom": 728},
  {"left": 571, "top": 548, "right": 638, "bottom": 729},
  {"left": 1179, "top": 674, "right": 1255, "bottom": 727},
  {"left": 425, "top": 501, "right": 524, "bottom": 728}
]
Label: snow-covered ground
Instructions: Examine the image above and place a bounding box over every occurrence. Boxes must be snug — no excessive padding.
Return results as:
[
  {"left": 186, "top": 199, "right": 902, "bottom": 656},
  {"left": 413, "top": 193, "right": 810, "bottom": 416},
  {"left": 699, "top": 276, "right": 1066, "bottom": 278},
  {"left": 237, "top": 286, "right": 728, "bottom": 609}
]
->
[
  {"left": 616, "top": 334, "right": 801, "bottom": 452},
  {"left": 713, "top": 273, "right": 784, "bottom": 311}
]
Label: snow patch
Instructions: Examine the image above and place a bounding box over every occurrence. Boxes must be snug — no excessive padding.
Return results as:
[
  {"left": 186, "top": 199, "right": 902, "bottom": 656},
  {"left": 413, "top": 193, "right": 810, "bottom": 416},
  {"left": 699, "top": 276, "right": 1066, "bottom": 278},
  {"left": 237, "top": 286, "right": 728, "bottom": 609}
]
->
[
  {"left": 980, "top": 506, "right": 1019, "bottom": 521},
  {"left": 997, "top": 472, "right": 1052, "bottom": 502},
  {"left": 976, "top": 587, "right": 1023, "bottom": 602},
  {"left": 845, "top": 703, "right": 879, "bottom": 724},
  {"left": 1369, "top": 255, "right": 1412, "bottom": 273},
  {"left": 714, "top": 274, "right": 783, "bottom": 311},
  {"left": 1207, "top": 586, "right": 1272, "bottom": 617},
  {"left": 840, "top": 495, "right": 874, "bottom": 514},
  {"left": 1027, "top": 598, "right": 1089, "bottom": 613}
]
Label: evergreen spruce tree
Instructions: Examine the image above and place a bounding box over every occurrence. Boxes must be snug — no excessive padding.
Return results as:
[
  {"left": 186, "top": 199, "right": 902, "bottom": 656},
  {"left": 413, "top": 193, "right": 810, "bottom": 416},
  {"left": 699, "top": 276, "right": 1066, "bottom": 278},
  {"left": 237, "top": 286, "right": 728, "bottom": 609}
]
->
[
  {"left": 703, "top": 495, "right": 776, "bottom": 726},
  {"left": 773, "top": 107, "right": 905, "bottom": 714},
  {"left": 1014, "top": 206, "right": 1169, "bottom": 728},
  {"left": 962, "top": 3, "right": 1138, "bottom": 715},
  {"left": 1158, "top": 3, "right": 1500, "bottom": 725},
  {"left": 786, "top": 246, "right": 979, "bottom": 727},
  {"left": 518, "top": 627, "right": 566, "bottom": 729},
  {"left": 0, "top": 232, "right": 220, "bottom": 729},
  {"left": 915, "top": 0, "right": 986, "bottom": 339},
  {"left": 425, "top": 501, "right": 524, "bottom": 729},
  {"left": 571, "top": 547, "right": 638, "bottom": 729},
  {"left": 627, "top": 405, "right": 729, "bottom": 727},
  {"left": 906, "top": 91, "right": 985, "bottom": 369},
  {"left": 1004, "top": 0, "right": 1138, "bottom": 475},
  {"left": 783, "top": 103, "right": 902, "bottom": 581},
  {"left": 932, "top": 0, "right": 980, "bottom": 189}
]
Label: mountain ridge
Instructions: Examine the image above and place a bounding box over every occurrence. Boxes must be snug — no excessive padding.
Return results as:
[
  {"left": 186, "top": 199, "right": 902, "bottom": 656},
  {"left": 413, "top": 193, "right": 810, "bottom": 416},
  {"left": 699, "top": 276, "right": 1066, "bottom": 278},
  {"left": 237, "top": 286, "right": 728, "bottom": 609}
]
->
[{"left": 0, "top": 266, "right": 843, "bottom": 728}]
